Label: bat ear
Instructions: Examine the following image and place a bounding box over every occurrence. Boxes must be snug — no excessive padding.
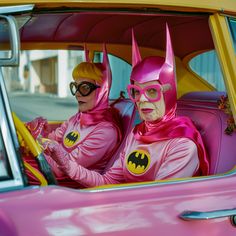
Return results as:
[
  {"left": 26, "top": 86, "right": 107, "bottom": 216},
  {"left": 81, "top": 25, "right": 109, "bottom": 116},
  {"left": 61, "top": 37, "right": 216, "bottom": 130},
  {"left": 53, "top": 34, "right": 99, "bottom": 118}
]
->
[
  {"left": 164, "top": 23, "right": 174, "bottom": 69},
  {"left": 132, "top": 28, "right": 142, "bottom": 67}
]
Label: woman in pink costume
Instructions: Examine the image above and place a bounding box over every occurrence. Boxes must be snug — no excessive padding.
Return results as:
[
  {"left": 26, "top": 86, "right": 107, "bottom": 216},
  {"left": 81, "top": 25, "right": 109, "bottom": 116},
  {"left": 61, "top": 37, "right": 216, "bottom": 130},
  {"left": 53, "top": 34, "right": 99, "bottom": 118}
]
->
[
  {"left": 46, "top": 25, "right": 209, "bottom": 187},
  {"left": 25, "top": 45, "right": 122, "bottom": 188}
]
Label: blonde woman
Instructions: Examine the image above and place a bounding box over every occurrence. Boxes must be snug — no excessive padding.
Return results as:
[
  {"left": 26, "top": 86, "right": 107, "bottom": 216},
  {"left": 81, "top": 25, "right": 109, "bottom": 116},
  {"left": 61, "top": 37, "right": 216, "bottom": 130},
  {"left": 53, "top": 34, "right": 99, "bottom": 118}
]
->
[{"left": 25, "top": 45, "right": 122, "bottom": 188}]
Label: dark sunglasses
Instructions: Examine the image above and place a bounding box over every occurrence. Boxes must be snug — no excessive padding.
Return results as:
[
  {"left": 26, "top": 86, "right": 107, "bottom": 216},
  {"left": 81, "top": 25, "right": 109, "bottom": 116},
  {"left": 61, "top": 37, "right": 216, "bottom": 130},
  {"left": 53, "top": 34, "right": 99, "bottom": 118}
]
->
[{"left": 70, "top": 81, "right": 101, "bottom": 96}]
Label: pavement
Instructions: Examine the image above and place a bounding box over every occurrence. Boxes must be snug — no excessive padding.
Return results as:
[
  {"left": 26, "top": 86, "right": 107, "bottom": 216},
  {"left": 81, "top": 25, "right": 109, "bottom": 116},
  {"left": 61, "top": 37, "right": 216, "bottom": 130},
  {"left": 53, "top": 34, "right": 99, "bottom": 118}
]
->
[{"left": 9, "top": 92, "right": 78, "bottom": 122}]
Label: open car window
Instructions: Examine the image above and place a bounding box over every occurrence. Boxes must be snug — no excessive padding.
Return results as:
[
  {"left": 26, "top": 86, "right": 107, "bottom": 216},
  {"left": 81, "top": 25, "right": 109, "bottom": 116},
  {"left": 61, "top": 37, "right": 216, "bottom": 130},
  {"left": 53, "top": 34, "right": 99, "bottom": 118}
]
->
[
  {"left": 1, "top": 2, "right": 236, "bottom": 234},
  {"left": 189, "top": 50, "right": 226, "bottom": 91},
  {"left": 0, "top": 4, "right": 235, "bottom": 189},
  {"left": 229, "top": 17, "right": 236, "bottom": 52}
]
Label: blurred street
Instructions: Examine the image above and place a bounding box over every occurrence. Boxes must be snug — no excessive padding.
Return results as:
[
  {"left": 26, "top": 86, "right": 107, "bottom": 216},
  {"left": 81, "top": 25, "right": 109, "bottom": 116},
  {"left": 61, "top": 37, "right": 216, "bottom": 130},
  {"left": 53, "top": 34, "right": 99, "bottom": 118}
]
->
[{"left": 9, "top": 92, "right": 78, "bottom": 121}]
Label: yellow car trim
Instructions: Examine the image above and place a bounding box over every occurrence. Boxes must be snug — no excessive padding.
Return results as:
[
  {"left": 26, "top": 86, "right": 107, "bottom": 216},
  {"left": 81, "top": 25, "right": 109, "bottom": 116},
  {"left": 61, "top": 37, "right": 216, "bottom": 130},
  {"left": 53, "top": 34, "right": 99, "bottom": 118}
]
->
[{"left": 209, "top": 13, "right": 236, "bottom": 121}]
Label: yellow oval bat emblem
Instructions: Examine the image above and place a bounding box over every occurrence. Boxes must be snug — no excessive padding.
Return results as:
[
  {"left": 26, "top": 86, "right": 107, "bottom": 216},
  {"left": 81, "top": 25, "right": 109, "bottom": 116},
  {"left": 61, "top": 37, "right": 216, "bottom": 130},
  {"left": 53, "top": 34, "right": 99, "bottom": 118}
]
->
[
  {"left": 126, "top": 149, "right": 150, "bottom": 175},
  {"left": 63, "top": 131, "right": 80, "bottom": 147}
]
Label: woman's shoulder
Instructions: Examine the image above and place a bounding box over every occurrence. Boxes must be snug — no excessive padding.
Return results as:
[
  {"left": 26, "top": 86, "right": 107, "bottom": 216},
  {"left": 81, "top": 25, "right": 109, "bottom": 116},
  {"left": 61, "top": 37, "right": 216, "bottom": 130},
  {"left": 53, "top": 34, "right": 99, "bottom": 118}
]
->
[
  {"left": 167, "top": 137, "right": 197, "bottom": 150},
  {"left": 95, "top": 120, "right": 120, "bottom": 131}
]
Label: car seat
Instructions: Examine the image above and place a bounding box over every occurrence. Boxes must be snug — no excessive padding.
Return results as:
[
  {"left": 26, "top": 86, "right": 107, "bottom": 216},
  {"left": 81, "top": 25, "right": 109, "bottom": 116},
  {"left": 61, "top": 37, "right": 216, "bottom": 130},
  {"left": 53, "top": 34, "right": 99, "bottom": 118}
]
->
[
  {"left": 177, "top": 91, "right": 236, "bottom": 175},
  {"left": 102, "top": 98, "right": 136, "bottom": 173}
]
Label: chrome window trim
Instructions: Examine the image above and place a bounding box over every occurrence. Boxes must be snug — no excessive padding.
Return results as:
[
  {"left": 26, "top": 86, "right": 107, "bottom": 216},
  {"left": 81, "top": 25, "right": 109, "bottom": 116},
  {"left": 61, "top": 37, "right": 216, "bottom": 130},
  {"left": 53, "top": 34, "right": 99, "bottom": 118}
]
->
[
  {"left": 0, "top": 4, "right": 34, "bottom": 14},
  {"left": 82, "top": 168, "right": 236, "bottom": 193},
  {"left": 0, "top": 69, "right": 25, "bottom": 191}
]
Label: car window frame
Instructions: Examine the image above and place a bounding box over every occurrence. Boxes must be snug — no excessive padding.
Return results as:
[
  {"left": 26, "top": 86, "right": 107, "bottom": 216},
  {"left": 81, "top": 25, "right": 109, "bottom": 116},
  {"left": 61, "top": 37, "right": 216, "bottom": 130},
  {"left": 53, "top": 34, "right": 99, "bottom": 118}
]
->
[
  {"left": 0, "top": 14, "right": 27, "bottom": 192},
  {"left": 1, "top": 9, "right": 236, "bottom": 193},
  {"left": 0, "top": 69, "right": 26, "bottom": 192},
  {"left": 209, "top": 13, "right": 236, "bottom": 120}
]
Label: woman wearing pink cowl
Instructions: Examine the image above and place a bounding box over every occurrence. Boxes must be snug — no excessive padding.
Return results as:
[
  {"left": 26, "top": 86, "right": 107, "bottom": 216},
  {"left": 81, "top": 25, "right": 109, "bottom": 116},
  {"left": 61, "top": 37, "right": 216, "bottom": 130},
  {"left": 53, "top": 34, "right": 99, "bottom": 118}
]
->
[
  {"left": 46, "top": 25, "right": 209, "bottom": 187},
  {"left": 25, "top": 45, "right": 122, "bottom": 188}
]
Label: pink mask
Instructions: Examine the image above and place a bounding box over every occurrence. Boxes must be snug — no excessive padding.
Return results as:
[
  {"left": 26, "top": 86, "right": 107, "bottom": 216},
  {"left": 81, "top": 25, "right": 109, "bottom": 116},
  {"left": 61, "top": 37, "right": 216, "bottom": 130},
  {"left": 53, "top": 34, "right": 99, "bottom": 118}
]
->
[
  {"left": 84, "top": 44, "right": 111, "bottom": 111},
  {"left": 131, "top": 24, "right": 177, "bottom": 114}
]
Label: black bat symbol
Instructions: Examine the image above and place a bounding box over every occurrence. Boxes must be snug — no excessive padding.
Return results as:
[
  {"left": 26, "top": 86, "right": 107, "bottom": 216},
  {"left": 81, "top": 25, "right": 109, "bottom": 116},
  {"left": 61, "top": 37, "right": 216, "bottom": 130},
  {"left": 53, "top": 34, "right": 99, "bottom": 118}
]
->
[
  {"left": 65, "top": 132, "right": 79, "bottom": 142},
  {"left": 127, "top": 152, "right": 148, "bottom": 169}
]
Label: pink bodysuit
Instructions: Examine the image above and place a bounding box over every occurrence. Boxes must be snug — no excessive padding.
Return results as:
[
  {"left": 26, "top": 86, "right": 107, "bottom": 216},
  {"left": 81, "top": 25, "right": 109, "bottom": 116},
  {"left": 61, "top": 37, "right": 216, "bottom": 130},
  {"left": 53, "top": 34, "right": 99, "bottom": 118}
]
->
[
  {"left": 50, "top": 130, "right": 199, "bottom": 187},
  {"left": 24, "top": 111, "right": 121, "bottom": 188},
  {"left": 45, "top": 112, "right": 120, "bottom": 176}
]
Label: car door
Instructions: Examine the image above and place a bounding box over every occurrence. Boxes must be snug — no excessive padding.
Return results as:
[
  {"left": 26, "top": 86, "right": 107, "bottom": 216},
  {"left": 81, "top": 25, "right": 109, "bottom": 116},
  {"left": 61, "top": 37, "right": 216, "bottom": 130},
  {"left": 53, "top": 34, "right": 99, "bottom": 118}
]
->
[
  {"left": 1, "top": 5, "right": 236, "bottom": 236},
  {"left": 73, "top": 175, "right": 236, "bottom": 235}
]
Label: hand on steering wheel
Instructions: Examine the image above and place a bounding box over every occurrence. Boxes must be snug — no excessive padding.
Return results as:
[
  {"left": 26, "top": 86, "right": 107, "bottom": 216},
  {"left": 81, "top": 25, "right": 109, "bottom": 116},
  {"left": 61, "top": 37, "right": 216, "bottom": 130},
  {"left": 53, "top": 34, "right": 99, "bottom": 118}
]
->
[{"left": 12, "top": 112, "right": 57, "bottom": 185}]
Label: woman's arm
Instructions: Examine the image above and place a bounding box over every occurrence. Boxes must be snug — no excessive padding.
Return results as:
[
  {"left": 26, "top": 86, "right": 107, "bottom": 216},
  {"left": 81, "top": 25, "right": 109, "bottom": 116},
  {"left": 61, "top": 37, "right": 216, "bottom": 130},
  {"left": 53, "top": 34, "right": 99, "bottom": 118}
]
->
[
  {"left": 69, "top": 123, "right": 119, "bottom": 168},
  {"left": 48, "top": 143, "right": 126, "bottom": 187},
  {"left": 156, "top": 138, "right": 199, "bottom": 180}
]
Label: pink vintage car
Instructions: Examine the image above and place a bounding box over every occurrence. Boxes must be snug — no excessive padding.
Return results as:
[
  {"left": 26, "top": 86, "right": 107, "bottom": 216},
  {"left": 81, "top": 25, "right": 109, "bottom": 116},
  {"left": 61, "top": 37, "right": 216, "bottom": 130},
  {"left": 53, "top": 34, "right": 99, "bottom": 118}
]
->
[{"left": 1, "top": 1, "right": 236, "bottom": 235}]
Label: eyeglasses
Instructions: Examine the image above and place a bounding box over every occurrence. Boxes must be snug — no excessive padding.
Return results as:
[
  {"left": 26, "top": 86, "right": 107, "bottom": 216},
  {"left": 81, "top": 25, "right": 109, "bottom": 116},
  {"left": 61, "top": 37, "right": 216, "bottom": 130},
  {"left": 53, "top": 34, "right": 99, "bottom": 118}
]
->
[
  {"left": 70, "top": 81, "right": 100, "bottom": 96},
  {"left": 127, "top": 84, "right": 163, "bottom": 102}
]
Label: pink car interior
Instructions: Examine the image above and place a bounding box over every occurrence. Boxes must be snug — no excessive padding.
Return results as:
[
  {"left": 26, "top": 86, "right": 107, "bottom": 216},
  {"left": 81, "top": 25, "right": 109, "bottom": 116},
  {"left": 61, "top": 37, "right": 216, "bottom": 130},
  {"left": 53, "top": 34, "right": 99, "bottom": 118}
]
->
[
  {"left": 102, "top": 99, "right": 136, "bottom": 173},
  {"left": 178, "top": 91, "right": 236, "bottom": 175},
  {"left": 19, "top": 12, "right": 213, "bottom": 60}
]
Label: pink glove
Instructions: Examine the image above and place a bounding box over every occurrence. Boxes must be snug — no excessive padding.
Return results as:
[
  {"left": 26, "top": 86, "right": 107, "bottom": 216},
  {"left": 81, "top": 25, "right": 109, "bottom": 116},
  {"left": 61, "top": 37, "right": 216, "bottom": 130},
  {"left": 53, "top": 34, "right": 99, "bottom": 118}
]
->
[
  {"left": 38, "top": 138, "right": 58, "bottom": 151},
  {"left": 47, "top": 142, "right": 70, "bottom": 171},
  {"left": 26, "top": 117, "right": 50, "bottom": 139}
]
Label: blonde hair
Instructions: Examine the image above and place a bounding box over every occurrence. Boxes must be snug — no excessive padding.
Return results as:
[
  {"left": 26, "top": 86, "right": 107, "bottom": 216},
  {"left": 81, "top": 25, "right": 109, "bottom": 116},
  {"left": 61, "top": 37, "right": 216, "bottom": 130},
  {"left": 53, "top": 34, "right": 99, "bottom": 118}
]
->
[{"left": 72, "top": 62, "right": 103, "bottom": 84}]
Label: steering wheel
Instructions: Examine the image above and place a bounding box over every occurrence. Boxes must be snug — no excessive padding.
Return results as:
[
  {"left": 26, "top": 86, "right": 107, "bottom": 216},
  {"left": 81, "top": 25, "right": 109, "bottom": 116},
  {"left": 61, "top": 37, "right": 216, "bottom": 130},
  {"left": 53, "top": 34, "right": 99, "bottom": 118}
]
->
[{"left": 12, "top": 112, "right": 57, "bottom": 186}]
